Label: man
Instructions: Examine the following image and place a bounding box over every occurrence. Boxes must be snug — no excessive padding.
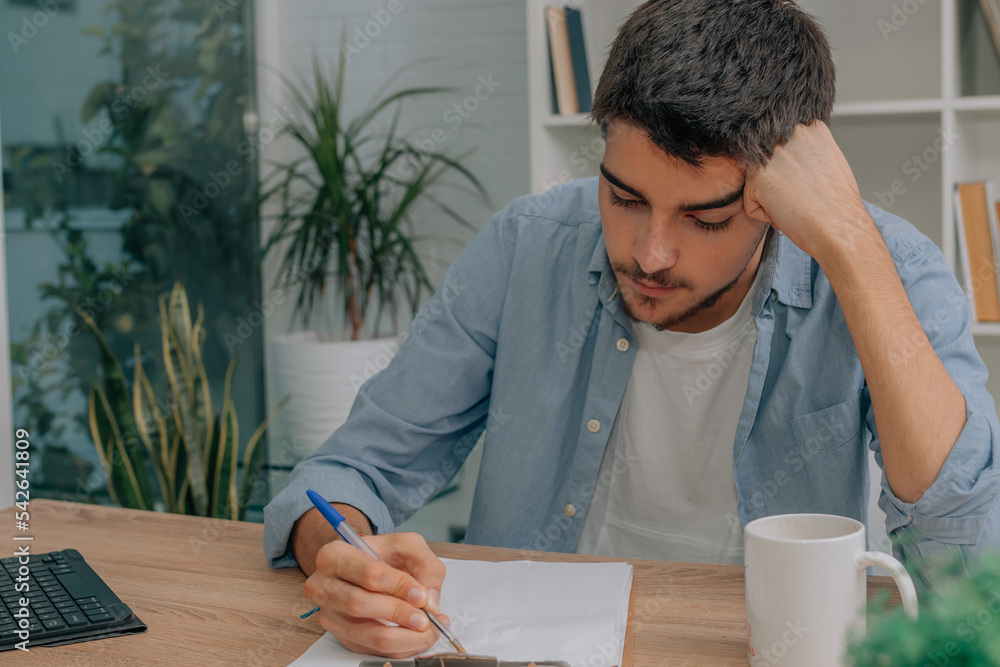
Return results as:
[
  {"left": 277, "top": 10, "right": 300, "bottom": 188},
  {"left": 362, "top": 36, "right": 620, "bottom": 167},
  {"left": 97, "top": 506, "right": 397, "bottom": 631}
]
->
[{"left": 264, "top": 0, "right": 1000, "bottom": 658}]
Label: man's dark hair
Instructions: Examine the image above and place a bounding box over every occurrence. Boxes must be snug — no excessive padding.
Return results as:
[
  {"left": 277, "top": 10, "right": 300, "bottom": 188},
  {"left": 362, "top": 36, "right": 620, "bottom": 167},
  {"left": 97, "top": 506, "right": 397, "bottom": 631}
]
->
[{"left": 590, "top": 0, "right": 836, "bottom": 169}]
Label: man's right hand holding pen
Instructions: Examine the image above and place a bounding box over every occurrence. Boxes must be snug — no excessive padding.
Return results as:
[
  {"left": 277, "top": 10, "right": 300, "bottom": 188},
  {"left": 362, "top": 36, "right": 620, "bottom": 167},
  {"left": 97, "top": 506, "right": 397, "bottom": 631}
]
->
[{"left": 290, "top": 502, "right": 453, "bottom": 658}]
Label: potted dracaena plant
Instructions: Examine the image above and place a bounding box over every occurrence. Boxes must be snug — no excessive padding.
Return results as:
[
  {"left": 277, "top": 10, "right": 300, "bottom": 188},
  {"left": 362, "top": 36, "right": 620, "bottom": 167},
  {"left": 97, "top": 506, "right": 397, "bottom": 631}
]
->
[{"left": 261, "top": 46, "right": 490, "bottom": 458}]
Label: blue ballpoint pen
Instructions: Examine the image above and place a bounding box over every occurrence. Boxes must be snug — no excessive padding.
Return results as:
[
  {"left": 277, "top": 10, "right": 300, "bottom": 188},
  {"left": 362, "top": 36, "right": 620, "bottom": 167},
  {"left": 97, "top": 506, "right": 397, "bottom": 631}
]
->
[{"left": 302, "top": 489, "right": 467, "bottom": 655}]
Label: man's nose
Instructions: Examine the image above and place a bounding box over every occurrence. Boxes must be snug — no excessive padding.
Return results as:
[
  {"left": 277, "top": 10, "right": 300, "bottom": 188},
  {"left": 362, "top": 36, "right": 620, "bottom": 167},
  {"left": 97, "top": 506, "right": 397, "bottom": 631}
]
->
[{"left": 633, "top": 218, "right": 678, "bottom": 275}]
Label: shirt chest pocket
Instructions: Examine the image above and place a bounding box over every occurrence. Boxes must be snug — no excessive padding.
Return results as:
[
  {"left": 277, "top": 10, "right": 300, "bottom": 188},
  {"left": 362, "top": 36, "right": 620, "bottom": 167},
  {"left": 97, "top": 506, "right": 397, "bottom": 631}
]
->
[{"left": 788, "top": 393, "right": 865, "bottom": 451}]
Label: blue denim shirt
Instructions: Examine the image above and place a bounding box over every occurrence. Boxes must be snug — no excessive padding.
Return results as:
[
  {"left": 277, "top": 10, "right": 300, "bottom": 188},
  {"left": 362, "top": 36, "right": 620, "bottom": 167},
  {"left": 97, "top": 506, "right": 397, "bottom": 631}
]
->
[{"left": 264, "top": 176, "right": 1000, "bottom": 569}]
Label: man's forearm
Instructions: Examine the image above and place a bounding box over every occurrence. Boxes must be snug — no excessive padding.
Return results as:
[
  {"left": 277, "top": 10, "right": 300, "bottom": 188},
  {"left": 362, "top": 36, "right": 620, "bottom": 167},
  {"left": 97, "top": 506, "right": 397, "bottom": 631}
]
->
[
  {"left": 815, "top": 214, "right": 967, "bottom": 504},
  {"left": 290, "top": 504, "right": 375, "bottom": 576}
]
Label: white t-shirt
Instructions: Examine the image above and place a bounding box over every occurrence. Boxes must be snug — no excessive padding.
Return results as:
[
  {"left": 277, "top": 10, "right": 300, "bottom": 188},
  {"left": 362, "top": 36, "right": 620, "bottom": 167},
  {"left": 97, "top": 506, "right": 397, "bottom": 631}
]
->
[{"left": 576, "top": 271, "right": 761, "bottom": 565}]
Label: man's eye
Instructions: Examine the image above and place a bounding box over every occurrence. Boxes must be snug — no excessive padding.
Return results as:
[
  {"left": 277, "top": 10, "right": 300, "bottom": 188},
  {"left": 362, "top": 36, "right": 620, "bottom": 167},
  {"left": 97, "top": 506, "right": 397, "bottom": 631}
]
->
[
  {"left": 692, "top": 216, "right": 735, "bottom": 232},
  {"left": 607, "top": 189, "right": 644, "bottom": 209}
]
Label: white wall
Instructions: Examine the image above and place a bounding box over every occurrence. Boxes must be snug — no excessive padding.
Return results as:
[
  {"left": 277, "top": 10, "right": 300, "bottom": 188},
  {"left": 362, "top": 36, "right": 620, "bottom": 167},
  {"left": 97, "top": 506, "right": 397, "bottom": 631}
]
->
[{"left": 256, "top": 0, "right": 531, "bottom": 490}]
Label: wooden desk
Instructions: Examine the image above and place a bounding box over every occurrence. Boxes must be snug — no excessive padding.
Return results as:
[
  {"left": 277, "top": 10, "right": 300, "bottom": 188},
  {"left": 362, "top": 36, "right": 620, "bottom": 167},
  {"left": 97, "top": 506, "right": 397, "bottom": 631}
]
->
[{"left": 2, "top": 500, "right": 900, "bottom": 666}]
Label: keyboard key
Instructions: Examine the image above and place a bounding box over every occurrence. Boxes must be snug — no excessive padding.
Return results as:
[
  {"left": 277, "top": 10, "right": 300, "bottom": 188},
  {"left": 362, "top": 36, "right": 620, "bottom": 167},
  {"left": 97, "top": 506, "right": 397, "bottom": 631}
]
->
[
  {"left": 62, "top": 612, "right": 87, "bottom": 627},
  {"left": 83, "top": 606, "right": 107, "bottom": 617},
  {"left": 49, "top": 594, "right": 70, "bottom": 604},
  {"left": 55, "top": 573, "right": 94, "bottom": 600},
  {"left": 42, "top": 618, "right": 66, "bottom": 631},
  {"left": 80, "top": 602, "right": 102, "bottom": 611},
  {"left": 85, "top": 612, "right": 113, "bottom": 623},
  {"left": 75, "top": 596, "right": 98, "bottom": 604},
  {"left": 37, "top": 611, "right": 61, "bottom": 621}
]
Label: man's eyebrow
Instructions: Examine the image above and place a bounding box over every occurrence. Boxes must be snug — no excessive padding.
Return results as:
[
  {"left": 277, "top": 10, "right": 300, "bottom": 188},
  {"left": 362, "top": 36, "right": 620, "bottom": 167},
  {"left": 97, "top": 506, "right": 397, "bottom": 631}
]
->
[
  {"left": 677, "top": 182, "right": 745, "bottom": 212},
  {"left": 600, "top": 161, "right": 745, "bottom": 212},
  {"left": 599, "top": 162, "right": 648, "bottom": 201}
]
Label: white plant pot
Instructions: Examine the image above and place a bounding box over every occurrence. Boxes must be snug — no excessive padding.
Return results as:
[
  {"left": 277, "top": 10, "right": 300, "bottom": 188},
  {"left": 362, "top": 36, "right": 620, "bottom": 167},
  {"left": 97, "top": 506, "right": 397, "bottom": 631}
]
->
[{"left": 271, "top": 332, "right": 402, "bottom": 459}]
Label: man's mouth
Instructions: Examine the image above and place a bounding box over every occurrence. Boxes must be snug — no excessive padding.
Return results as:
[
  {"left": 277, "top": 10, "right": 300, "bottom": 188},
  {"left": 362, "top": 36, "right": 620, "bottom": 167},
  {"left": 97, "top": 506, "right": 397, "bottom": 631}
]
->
[{"left": 630, "top": 278, "right": 680, "bottom": 297}]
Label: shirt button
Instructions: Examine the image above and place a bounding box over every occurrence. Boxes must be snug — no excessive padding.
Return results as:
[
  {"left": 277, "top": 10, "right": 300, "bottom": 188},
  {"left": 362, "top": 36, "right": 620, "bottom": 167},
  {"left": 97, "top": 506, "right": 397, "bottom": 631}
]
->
[
  {"left": 771, "top": 290, "right": 777, "bottom": 302},
  {"left": 587, "top": 419, "right": 601, "bottom": 433},
  {"left": 616, "top": 338, "right": 629, "bottom": 352},
  {"left": 564, "top": 504, "right": 576, "bottom": 517}
]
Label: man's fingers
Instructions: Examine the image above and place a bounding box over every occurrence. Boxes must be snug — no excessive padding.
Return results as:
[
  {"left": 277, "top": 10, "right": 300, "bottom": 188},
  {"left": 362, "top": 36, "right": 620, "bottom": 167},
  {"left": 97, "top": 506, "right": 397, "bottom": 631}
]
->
[
  {"left": 320, "top": 540, "right": 429, "bottom": 606},
  {"left": 322, "top": 576, "right": 433, "bottom": 632},
  {"left": 306, "top": 532, "right": 450, "bottom": 656},
  {"left": 378, "top": 533, "right": 447, "bottom": 613},
  {"left": 742, "top": 187, "right": 771, "bottom": 225},
  {"left": 327, "top": 615, "right": 440, "bottom": 659}
]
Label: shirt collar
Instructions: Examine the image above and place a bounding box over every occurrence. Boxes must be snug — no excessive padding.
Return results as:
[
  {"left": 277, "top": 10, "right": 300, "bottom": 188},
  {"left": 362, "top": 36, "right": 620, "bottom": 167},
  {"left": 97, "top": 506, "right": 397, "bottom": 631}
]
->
[
  {"left": 588, "top": 228, "right": 814, "bottom": 317},
  {"left": 767, "top": 232, "right": 813, "bottom": 310}
]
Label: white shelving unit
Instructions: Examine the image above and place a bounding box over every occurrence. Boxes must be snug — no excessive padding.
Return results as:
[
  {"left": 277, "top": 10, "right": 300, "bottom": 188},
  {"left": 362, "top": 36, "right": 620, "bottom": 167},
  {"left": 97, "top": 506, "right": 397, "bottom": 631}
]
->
[{"left": 526, "top": 0, "right": 1000, "bottom": 346}]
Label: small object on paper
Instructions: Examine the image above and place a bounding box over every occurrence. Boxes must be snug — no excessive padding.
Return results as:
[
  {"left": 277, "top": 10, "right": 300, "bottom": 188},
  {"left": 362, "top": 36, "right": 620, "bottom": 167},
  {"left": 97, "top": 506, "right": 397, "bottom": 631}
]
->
[{"left": 290, "top": 558, "right": 633, "bottom": 667}]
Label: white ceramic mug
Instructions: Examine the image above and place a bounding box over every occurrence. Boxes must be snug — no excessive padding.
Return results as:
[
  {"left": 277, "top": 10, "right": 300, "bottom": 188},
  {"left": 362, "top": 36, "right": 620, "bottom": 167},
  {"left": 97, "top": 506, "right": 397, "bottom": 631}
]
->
[{"left": 744, "top": 513, "right": 919, "bottom": 667}]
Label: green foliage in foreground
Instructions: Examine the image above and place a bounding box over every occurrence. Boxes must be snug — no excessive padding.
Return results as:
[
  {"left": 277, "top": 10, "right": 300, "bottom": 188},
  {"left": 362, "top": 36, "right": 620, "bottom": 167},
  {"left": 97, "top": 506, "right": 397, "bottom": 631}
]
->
[{"left": 848, "top": 548, "right": 1000, "bottom": 666}]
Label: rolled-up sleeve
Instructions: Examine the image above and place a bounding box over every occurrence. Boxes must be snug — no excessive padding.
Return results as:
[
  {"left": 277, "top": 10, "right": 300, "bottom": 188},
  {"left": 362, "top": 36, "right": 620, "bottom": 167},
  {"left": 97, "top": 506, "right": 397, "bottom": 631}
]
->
[
  {"left": 867, "top": 234, "right": 1000, "bottom": 565},
  {"left": 263, "top": 202, "right": 517, "bottom": 569}
]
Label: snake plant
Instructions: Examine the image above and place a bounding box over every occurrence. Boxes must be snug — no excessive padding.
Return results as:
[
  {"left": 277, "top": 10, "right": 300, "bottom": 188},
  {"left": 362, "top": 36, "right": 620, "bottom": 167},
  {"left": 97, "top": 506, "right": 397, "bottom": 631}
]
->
[{"left": 80, "top": 282, "right": 287, "bottom": 519}]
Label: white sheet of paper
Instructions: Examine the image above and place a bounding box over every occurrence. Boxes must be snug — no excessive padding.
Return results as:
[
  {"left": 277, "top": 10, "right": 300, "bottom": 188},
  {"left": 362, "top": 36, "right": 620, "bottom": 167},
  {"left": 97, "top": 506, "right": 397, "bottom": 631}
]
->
[{"left": 289, "top": 558, "right": 633, "bottom": 667}]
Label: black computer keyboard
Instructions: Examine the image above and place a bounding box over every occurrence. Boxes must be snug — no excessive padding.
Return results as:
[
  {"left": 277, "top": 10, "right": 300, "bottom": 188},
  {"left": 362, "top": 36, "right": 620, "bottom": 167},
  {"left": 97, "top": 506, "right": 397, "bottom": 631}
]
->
[{"left": 0, "top": 549, "right": 136, "bottom": 650}]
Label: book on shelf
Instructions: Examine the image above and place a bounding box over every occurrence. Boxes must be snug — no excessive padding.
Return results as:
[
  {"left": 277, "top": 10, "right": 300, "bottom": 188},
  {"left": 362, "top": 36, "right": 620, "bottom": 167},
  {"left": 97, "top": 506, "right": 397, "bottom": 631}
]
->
[
  {"left": 954, "top": 181, "right": 1000, "bottom": 322},
  {"left": 545, "top": 6, "right": 592, "bottom": 115},
  {"left": 564, "top": 7, "right": 592, "bottom": 114},
  {"left": 981, "top": 0, "right": 1000, "bottom": 57}
]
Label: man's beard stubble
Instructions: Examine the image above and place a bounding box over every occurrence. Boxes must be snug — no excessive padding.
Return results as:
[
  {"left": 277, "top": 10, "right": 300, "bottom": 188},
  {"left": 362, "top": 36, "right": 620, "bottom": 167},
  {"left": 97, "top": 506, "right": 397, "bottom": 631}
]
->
[{"left": 612, "top": 225, "right": 771, "bottom": 331}]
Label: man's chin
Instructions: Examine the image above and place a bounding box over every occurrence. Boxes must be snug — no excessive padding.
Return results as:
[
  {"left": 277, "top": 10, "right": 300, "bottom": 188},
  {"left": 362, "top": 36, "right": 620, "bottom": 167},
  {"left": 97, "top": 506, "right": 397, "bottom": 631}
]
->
[{"left": 620, "top": 292, "right": 691, "bottom": 330}]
